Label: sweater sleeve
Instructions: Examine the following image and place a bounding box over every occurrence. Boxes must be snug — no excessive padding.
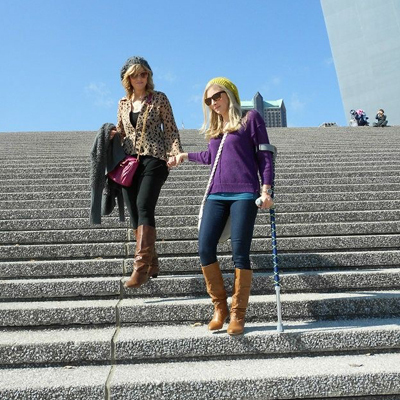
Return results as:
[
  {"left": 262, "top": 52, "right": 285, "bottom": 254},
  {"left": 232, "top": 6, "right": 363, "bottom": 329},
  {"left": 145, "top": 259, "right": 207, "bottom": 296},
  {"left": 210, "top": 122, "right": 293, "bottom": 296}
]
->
[
  {"left": 188, "top": 150, "right": 211, "bottom": 165},
  {"left": 158, "top": 92, "right": 183, "bottom": 156},
  {"left": 188, "top": 145, "right": 212, "bottom": 165},
  {"left": 248, "top": 111, "right": 273, "bottom": 185}
]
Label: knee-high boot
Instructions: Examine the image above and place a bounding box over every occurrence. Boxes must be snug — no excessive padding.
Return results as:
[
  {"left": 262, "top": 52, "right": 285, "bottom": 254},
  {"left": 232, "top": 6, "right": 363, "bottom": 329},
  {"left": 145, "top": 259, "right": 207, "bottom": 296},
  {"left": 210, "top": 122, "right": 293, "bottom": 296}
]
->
[
  {"left": 201, "top": 262, "right": 229, "bottom": 331},
  {"left": 227, "top": 269, "right": 253, "bottom": 336},
  {"left": 133, "top": 227, "right": 159, "bottom": 279},
  {"left": 125, "top": 225, "right": 156, "bottom": 288},
  {"left": 148, "top": 248, "right": 159, "bottom": 279}
]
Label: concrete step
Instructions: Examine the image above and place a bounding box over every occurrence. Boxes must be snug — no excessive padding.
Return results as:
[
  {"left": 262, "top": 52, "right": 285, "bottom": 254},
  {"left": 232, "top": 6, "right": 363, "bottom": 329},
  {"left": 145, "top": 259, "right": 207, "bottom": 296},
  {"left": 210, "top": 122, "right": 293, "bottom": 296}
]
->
[
  {"left": 1, "top": 291, "right": 400, "bottom": 328},
  {"left": 108, "top": 352, "right": 400, "bottom": 399},
  {"left": 1, "top": 207, "right": 399, "bottom": 225},
  {"left": 2, "top": 181, "right": 400, "bottom": 196},
  {"left": 1, "top": 188, "right": 399, "bottom": 203},
  {"left": 1, "top": 269, "right": 399, "bottom": 300},
  {"left": 115, "top": 317, "right": 400, "bottom": 361},
  {"left": 0, "top": 258, "right": 125, "bottom": 278},
  {"left": 2, "top": 220, "right": 399, "bottom": 245},
  {"left": 2, "top": 163, "right": 400, "bottom": 180},
  {"left": 0, "top": 365, "right": 109, "bottom": 400},
  {"left": 0, "top": 318, "right": 398, "bottom": 367},
  {"left": 2, "top": 170, "right": 400, "bottom": 187},
  {"left": 2, "top": 234, "right": 399, "bottom": 261},
  {"left": 2, "top": 162, "right": 400, "bottom": 181},
  {"left": 0, "top": 299, "right": 118, "bottom": 327},
  {"left": 0, "top": 276, "right": 121, "bottom": 299},
  {"left": 1, "top": 250, "right": 399, "bottom": 278},
  {"left": 117, "top": 290, "right": 400, "bottom": 325},
  {"left": 2, "top": 179, "right": 400, "bottom": 194},
  {"left": 0, "top": 242, "right": 126, "bottom": 261},
  {"left": 2, "top": 352, "right": 398, "bottom": 399},
  {"left": 0, "top": 206, "right": 398, "bottom": 234},
  {"left": 2, "top": 197, "right": 400, "bottom": 213},
  {"left": 0, "top": 326, "right": 115, "bottom": 366}
]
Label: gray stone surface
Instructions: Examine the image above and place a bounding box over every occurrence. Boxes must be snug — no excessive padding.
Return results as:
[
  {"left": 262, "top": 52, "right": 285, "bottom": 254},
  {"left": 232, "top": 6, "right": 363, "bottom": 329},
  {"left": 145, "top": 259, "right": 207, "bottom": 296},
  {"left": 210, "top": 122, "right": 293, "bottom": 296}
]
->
[
  {"left": 117, "top": 291, "right": 400, "bottom": 324},
  {"left": 122, "top": 269, "right": 400, "bottom": 298},
  {"left": 0, "top": 228, "right": 128, "bottom": 244},
  {"left": 109, "top": 353, "right": 400, "bottom": 399},
  {"left": 0, "top": 242, "right": 126, "bottom": 260},
  {"left": 127, "top": 234, "right": 400, "bottom": 256},
  {"left": 1, "top": 127, "right": 400, "bottom": 399},
  {"left": 0, "top": 276, "right": 121, "bottom": 299},
  {"left": 0, "top": 258, "right": 124, "bottom": 278},
  {"left": 0, "top": 299, "right": 118, "bottom": 327},
  {"left": 0, "top": 365, "right": 109, "bottom": 399},
  {"left": 115, "top": 318, "right": 400, "bottom": 361},
  {"left": 0, "top": 326, "right": 114, "bottom": 365},
  {"left": 1, "top": 268, "right": 399, "bottom": 300}
]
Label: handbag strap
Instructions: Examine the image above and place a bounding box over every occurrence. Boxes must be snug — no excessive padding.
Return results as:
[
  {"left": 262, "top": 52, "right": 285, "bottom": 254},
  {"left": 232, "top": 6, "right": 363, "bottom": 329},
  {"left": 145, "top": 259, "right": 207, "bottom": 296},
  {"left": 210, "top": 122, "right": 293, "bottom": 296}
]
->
[
  {"left": 133, "top": 94, "right": 152, "bottom": 161},
  {"left": 199, "top": 132, "right": 228, "bottom": 218}
]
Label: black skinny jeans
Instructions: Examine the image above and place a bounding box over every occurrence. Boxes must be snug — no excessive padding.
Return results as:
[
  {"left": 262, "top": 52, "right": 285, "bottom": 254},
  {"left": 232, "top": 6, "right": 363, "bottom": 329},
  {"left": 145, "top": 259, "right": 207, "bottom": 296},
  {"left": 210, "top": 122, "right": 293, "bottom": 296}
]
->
[{"left": 122, "top": 156, "right": 169, "bottom": 229}]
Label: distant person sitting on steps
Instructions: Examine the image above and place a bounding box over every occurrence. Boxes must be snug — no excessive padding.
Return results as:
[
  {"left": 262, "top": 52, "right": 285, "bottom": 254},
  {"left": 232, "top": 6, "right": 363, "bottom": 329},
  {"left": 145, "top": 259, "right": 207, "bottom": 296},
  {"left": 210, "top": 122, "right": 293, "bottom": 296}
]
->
[
  {"left": 373, "top": 109, "right": 388, "bottom": 127},
  {"left": 350, "top": 109, "right": 369, "bottom": 126}
]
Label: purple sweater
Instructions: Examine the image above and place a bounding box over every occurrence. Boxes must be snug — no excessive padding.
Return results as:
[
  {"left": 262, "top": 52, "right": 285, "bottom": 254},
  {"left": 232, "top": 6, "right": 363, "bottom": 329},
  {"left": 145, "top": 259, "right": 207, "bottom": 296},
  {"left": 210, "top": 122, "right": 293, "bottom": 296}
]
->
[{"left": 188, "top": 110, "right": 273, "bottom": 194}]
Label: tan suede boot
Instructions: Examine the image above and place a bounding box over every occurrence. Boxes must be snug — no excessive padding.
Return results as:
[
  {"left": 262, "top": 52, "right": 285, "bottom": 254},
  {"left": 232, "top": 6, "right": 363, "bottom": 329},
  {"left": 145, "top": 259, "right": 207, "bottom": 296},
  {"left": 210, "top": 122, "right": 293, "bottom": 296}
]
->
[
  {"left": 227, "top": 269, "right": 253, "bottom": 336},
  {"left": 201, "top": 262, "right": 229, "bottom": 331},
  {"left": 125, "top": 225, "right": 156, "bottom": 288}
]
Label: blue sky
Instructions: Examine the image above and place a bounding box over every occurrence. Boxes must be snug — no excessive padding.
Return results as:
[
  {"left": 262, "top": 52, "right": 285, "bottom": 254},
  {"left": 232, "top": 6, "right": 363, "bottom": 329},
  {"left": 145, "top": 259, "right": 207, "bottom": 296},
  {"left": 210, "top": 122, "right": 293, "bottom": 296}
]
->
[{"left": 0, "top": 0, "right": 346, "bottom": 132}]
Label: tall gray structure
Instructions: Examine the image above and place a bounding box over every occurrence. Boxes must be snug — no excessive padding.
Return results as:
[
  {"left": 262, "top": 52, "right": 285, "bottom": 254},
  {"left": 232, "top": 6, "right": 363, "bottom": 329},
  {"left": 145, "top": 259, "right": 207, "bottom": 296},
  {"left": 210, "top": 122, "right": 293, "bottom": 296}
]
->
[{"left": 321, "top": 0, "right": 400, "bottom": 125}]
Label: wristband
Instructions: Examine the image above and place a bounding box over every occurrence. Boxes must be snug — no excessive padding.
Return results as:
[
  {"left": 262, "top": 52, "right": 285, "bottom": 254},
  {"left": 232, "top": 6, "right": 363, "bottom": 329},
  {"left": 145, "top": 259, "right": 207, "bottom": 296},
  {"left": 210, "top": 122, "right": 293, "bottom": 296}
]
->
[{"left": 262, "top": 188, "right": 273, "bottom": 195}]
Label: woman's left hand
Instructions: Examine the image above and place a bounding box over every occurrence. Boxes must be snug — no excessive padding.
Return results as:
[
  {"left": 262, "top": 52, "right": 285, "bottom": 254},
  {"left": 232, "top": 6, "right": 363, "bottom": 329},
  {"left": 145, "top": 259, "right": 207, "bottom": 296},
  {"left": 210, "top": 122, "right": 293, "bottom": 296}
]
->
[
  {"left": 258, "top": 194, "right": 274, "bottom": 209},
  {"left": 110, "top": 129, "right": 117, "bottom": 140}
]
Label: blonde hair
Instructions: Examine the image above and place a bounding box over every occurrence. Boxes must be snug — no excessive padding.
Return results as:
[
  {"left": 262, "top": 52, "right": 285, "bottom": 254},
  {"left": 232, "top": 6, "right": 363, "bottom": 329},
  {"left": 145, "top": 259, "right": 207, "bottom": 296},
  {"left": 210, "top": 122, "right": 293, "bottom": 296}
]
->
[
  {"left": 200, "top": 84, "right": 242, "bottom": 140},
  {"left": 121, "top": 64, "right": 154, "bottom": 99}
]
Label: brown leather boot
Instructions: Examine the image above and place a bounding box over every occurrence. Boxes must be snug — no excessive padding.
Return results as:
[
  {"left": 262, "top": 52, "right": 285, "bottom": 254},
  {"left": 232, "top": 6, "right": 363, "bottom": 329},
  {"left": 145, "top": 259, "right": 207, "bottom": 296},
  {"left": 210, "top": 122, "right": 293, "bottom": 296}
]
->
[
  {"left": 227, "top": 269, "right": 253, "bottom": 336},
  {"left": 201, "top": 262, "right": 229, "bottom": 331},
  {"left": 135, "top": 227, "right": 159, "bottom": 279},
  {"left": 148, "top": 248, "right": 159, "bottom": 279},
  {"left": 125, "top": 225, "right": 156, "bottom": 288}
]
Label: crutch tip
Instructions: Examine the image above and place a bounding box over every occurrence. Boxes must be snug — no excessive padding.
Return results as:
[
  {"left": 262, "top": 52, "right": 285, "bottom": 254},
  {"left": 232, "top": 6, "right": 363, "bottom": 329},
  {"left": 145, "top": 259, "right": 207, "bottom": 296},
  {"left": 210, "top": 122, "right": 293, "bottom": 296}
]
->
[{"left": 276, "top": 324, "right": 284, "bottom": 333}]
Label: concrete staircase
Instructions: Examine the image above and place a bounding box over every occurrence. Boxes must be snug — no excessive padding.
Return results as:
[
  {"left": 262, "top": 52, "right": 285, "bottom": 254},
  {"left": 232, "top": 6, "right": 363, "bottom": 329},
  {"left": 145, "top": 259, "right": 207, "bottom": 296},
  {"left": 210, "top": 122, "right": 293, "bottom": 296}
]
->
[{"left": 0, "top": 126, "right": 399, "bottom": 399}]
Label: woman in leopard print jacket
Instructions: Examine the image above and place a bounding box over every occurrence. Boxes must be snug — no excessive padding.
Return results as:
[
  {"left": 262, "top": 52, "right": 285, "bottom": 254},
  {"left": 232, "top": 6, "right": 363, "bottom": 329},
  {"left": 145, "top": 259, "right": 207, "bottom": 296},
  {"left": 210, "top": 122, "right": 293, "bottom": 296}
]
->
[{"left": 113, "top": 56, "right": 183, "bottom": 289}]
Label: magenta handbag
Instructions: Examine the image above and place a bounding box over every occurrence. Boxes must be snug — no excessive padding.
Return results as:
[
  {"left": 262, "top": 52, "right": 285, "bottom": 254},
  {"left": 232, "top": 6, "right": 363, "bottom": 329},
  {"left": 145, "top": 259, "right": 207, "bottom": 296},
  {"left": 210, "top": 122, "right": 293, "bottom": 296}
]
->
[
  {"left": 108, "top": 156, "right": 139, "bottom": 187},
  {"left": 107, "top": 95, "right": 152, "bottom": 187}
]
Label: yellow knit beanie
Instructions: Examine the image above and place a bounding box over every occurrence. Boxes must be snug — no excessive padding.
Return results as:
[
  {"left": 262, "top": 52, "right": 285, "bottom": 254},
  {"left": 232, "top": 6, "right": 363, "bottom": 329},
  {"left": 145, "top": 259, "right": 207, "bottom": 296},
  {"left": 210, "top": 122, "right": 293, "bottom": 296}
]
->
[{"left": 207, "top": 77, "right": 240, "bottom": 105}]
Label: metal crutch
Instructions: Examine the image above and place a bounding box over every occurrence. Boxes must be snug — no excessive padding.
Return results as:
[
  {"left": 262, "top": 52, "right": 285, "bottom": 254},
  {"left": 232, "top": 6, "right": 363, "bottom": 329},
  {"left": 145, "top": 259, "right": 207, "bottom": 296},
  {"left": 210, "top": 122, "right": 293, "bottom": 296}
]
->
[{"left": 256, "top": 144, "right": 284, "bottom": 333}]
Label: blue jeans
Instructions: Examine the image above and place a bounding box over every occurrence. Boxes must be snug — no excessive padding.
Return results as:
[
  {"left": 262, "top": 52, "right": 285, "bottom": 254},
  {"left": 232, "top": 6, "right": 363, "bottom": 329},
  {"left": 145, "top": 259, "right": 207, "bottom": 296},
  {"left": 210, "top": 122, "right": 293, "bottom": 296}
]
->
[{"left": 198, "top": 199, "right": 258, "bottom": 269}]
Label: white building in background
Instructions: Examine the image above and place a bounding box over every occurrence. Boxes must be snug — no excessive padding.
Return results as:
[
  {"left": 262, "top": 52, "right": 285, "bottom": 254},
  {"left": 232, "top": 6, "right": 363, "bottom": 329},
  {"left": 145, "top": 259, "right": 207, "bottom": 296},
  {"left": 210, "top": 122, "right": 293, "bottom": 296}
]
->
[
  {"left": 321, "top": 0, "right": 400, "bottom": 125},
  {"left": 241, "top": 92, "right": 287, "bottom": 127}
]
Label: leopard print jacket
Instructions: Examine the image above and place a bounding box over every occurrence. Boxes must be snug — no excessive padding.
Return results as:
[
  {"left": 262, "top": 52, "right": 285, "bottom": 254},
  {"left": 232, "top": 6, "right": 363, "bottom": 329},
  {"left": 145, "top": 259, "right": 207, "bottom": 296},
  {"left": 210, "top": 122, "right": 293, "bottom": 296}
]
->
[{"left": 116, "top": 91, "right": 183, "bottom": 161}]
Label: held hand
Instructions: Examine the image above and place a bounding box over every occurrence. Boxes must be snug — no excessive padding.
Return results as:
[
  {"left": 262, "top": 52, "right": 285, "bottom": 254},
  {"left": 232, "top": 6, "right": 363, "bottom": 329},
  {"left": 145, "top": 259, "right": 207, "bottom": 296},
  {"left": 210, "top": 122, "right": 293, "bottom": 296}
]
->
[
  {"left": 167, "top": 156, "right": 177, "bottom": 168},
  {"left": 175, "top": 153, "right": 188, "bottom": 165}
]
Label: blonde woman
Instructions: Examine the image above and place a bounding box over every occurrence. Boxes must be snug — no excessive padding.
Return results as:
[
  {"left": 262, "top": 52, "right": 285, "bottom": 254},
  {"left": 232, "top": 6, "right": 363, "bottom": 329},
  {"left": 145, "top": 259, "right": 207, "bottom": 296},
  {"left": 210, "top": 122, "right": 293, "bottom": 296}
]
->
[
  {"left": 114, "top": 56, "right": 183, "bottom": 289},
  {"left": 169, "top": 77, "right": 274, "bottom": 335}
]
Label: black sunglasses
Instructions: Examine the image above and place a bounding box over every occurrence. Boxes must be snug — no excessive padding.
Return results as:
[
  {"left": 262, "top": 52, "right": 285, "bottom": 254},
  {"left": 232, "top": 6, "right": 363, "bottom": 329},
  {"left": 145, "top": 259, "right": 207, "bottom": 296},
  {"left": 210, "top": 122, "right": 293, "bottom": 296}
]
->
[{"left": 204, "top": 91, "right": 225, "bottom": 106}]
